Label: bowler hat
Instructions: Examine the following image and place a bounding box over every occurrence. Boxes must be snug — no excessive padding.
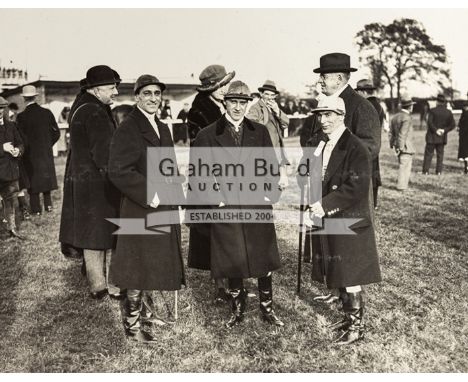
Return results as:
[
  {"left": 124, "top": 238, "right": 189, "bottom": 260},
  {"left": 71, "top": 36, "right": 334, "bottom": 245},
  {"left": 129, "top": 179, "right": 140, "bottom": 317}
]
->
[
  {"left": 313, "top": 53, "right": 357, "bottom": 74},
  {"left": 224, "top": 81, "right": 253, "bottom": 101},
  {"left": 311, "top": 96, "right": 346, "bottom": 115},
  {"left": 21, "top": 85, "right": 39, "bottom": 97},
  {"left": 436, "top": 93, "right": 446, "bottom": 102},
  {"left": 355, "top": 79, "right": 376, "bottom": 91},
  {"left": 197, "top": 65, "right": 235, "bottom": 93},
  {"left": 134, "top": 74, "right": 166, "bottom": 94},
  {"left": 258, "top": 80, "right": 280, "bottom": 94},
  {"left": 0, "top": 96, "right": 9, "bottom": 107},
  {"left": 85, "top": 65, "right": 120, "bottom": 88},
  {"left": 400, "top": 98, "right": 416, "bottom": 108}
]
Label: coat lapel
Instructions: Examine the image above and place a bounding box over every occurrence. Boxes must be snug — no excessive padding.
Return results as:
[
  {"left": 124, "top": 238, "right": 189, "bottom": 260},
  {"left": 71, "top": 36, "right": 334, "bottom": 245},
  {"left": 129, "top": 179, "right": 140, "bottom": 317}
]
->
[
  {"left": 133, "top": 107, "right": 161, "bottom": 146},
  {"left": 214, "top": 116, "right": 236, "bottom": 148},
  {"left": 322, "top": 129, "right": 351, "bottom": 187}
]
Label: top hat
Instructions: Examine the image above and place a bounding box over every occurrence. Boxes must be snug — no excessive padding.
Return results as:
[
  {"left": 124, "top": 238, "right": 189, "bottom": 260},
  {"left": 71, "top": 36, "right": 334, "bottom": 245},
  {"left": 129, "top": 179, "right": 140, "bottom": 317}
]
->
[
  {"left": 311, "top": 96, "right": 346, "bottom": 115},
  {"left": 197, "top": 65, "right": 235, "bottom": 93},
  {"left": 355, "top": 79, "right": 376, "bottom": 91},
  {"left": 85, "top": 65, "right": 120, "bottom": 88},
  {"left": 0, "top": 96, "right": 9, "bottom": 107},
  {"left": 134, "top": 74, "right": 166, "bottom": 94},
  {"left": 258, "top": 80, "right": 280, "bottom": 94},
  {"left": 21, "top": 85, "right": 39, "bottom": 97},
  {"left": 436, "top": 93, "right": 446, "bottom": 102},
  {"left": 313, "top": 53, "right": 357, "bottom": 74},
  {"left": 224, "top": 80, "right": 253, "bottom": 101}
]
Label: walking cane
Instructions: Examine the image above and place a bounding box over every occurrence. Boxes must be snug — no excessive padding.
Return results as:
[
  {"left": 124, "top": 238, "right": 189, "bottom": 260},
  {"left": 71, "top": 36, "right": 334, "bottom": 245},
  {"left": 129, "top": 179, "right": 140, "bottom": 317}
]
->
[
  {"left": 174, "top": 290, "right": 178, "bottom": 320},
  {"left": 296, "top": 182, "right": 306, "bottom": 295}
]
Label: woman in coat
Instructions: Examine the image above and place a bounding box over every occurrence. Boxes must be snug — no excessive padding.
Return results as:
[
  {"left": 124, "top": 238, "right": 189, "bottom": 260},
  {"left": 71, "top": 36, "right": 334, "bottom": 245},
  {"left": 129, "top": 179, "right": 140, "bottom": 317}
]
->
[{"left": 458, "top": 103, "right": 468, "bottom": 174}]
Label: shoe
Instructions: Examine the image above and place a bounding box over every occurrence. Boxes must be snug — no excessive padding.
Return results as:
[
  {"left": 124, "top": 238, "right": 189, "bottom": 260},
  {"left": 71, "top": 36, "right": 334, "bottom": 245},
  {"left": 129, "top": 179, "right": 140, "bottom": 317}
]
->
[
  {"left": 8, "top": 229, "right": 27, "bottom": 240},
  {"left": 33, "top": 212, "right": 41, "bottom": 216},
  {"left": 313, "top": 293, "right": 339, "bottom": 304},
  {"left": 328, "top": 317, "right": 351, "bottom": 331},
  {"left": 46, "top": 206, "right": 53, "bottom": 213},
  {"left": 436, "top": 172, "right": 442, "bottom": 176},
  {"left": 142, "top": 316, "right": 169, "bottom": 327},
  {"left": 214, "top": 288, "right": 228, "bottom": 305},
  {"left": 90, "top": 289, "right": 108, "bottom": 300},
  {"left": 333, "top": 291, "right": 365, "bottom": 346},
  {"left": 126, "top": 329, "right": 157, "bottom": 344}
]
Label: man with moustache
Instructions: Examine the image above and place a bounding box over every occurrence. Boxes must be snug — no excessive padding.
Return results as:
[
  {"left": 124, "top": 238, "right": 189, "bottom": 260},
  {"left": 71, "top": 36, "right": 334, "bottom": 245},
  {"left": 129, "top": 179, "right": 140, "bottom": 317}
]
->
[
  {"left": 187, "top": 64, "right": 235, "bottom": 303},
  {"left": 59, "top": 65, "right": 122, "bottom": 300},
  {"left": 108, "top": 75, "right": 185, "bottom": 343},
  {"left": 190, "top": 81, "right": 284, "bottom": 328}
]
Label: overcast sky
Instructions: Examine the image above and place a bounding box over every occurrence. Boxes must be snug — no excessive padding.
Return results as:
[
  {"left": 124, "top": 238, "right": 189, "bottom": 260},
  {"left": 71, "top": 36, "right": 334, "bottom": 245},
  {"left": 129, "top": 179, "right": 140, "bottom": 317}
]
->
[{"left": 0, "top": 8, "right": 467, "bottom": 97}]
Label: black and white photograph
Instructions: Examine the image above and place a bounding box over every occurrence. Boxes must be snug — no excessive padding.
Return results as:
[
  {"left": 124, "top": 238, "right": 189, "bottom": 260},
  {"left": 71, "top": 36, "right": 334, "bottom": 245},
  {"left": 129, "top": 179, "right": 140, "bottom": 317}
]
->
[{"left": 0, "top": 1, "right": 467, "bottom": 374}]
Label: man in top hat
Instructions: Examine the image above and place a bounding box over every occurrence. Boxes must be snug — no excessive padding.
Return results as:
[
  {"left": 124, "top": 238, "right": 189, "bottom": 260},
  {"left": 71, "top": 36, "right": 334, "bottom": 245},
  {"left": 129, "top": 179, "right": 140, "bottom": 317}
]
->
[
  {"left": 314, "top": 53, "right": 381, "bottom": 160},
  {"left": 186, "top": 64, "right": 235, "bottom": 303},
  {"left": 422, "top": 94, "right": 455, "bottom": 175},
  {"left": 355, "top": 79, "right": 386, "bottom": 208},
  {"left": 16, "top": 84, "right": 60, "bottom": 216},
  {"left": 0, "top": 96, "right": 26, "bottom": 239},
  {"left": 247, "top": 80, "right": 290, "bottom": 189},
  {"left": 389, "top": 98, "right": 416, "bottom": 191},
  {"left": 189, "top": 80, "right": 284, "bottom": 328},
  {"left": 59, "top": 65, "right": 122, "bottom": 300},
  {"left": 108, "top": 74, "right": 185, "bottom": 343},
  {"left": 301, "top": 96, "right": 381, "bottom": 345},
  {"left": 457, "top": 91, "right": 468, "bottom": 174}
]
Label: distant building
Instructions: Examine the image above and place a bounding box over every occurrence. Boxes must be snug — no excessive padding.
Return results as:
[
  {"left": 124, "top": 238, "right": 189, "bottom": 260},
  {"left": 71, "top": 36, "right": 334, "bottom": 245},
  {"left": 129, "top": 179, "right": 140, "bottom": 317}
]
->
[{"left": 0, "top": 66, "right": 29, "bottom": 91}]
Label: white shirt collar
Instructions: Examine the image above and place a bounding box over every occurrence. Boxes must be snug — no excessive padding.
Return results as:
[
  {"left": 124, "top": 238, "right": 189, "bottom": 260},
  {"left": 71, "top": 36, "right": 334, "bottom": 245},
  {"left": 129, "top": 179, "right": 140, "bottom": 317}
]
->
[
  {"left": 225, "top": 113, "right": 244, "bottom": 131},
  {"left": 326, "top": 123, "right": 347, "bottom": 146},
  {"left": 137, "top": 105, "right": 157, "bottom": 121},
  {"left": 401, "top": 109, "right": 410, "bottom": 114},
  {"left": 26, "top": 101, "right": 36, "bottom": 107}
]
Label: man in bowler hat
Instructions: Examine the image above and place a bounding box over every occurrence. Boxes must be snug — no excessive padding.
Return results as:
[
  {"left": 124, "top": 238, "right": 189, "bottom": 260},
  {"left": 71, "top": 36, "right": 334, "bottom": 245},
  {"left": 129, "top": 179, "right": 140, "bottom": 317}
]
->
[
  {"left": 59, "top": 65, "right": 122, "bottom": 300},
  {"left": 421, "top": 94, "right": 455, "bottom": 175}
]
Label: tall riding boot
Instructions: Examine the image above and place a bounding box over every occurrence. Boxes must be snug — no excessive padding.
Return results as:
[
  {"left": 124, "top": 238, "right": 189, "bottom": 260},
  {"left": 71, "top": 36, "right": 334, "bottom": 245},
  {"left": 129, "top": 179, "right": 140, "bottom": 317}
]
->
[
  {"left": 125, "top": 289, "right": 157, "bottom": 343},
  {"left": 258, "top": 275, "right": 284, "bottom": 327},
  {"left": 225, "top": 279, "right": 247, "bottom": 328},
  {"left": 18, "top": 195, "right": 30, "bottom": 220},
  {"left": 333, "top": 291, "right": 365, "bottom": 345},
  {"left": 464, "top": 160, "right": 468, "bottom": 174}
]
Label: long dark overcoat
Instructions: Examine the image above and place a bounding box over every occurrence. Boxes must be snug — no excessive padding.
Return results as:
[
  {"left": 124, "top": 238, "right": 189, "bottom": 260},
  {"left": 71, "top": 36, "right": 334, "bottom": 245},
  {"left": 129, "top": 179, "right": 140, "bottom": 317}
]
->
[
  {"left": 339, "top": 85, "right": 381, "bottom": 160},
  {"left": 108, "top": 107, "right": 185, "bottom": 291},
  {"left": 59, "top": 92, "right": 121, "bottom": 250},
  {"left": 190, "top": 116, "right": 281, "bottom": 279},
  {"left": 310, "top": 128, "right": 381, "bottom": 288},
  {"left": 0, "top": 120, "right": 24, "bottom": 183},
  {"left": 186, "top": 93, "right": 224, "bottom": 270},
  {"left": 458, "top": 107, "right": 468, "bottom": 159},
  {"left": 16, "top": 103, "right": 60, "bottom": 193}
]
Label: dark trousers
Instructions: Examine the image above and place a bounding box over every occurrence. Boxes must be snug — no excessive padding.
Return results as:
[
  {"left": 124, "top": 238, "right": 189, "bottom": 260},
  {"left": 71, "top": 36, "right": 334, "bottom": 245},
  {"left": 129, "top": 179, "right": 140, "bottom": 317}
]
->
[
  {"left": 373, "top": 186, "right": 379, "bottom": 208},
  {"left": 422, "top": 143, "right": 445, "bottom": 174},
  {"left": 29, "top": 191, "right": 52, "bottom": 213},
  {"left": 0, "top": 181, "right": 19, "bottom": 231}
]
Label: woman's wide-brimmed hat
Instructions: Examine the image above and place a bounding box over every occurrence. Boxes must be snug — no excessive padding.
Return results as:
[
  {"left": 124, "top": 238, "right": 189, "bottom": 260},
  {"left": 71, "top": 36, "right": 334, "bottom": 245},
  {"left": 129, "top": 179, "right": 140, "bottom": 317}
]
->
[{"left": 197, "top": 64, "right": 235, "bottom": 93}]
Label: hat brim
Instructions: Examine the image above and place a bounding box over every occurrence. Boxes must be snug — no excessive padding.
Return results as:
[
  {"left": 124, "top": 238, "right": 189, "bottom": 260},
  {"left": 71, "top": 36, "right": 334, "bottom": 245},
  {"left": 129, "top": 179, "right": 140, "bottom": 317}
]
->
[
  {"left": 355, "top": 86, "right": 376, "bottom": 91},
  {"left": 87, "top": 79, "right": 122, "bottom": 88},
  {"left": 134, "top": 81, "right": 166, "bottom": 94},
  {"left": 224, "top": 94, "right": 253, "bottom": 101},
  {"left": 311, "top": 107, "right": 345, "bottom": 115},
  {"left": 21, "top": 92, "right": 39, "bottom": 97},
  {"left": 401, "top": 102, "right": 416, "bottom": 107},
  {"left": 197, "top": 71, "right": 236, "bottom": 93},
  {"left": 258, "top": 86, "right": 279, "bottom": 94},
  {"left": 313, "top": 67, "right": 358, "bottom": 74}
]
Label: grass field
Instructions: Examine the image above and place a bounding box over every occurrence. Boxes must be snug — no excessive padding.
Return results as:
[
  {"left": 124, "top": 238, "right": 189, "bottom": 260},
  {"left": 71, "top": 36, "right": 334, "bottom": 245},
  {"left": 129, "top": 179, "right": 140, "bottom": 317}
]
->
[{"left": 0, "top": 128, "right": 467, "bottom": 372}]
